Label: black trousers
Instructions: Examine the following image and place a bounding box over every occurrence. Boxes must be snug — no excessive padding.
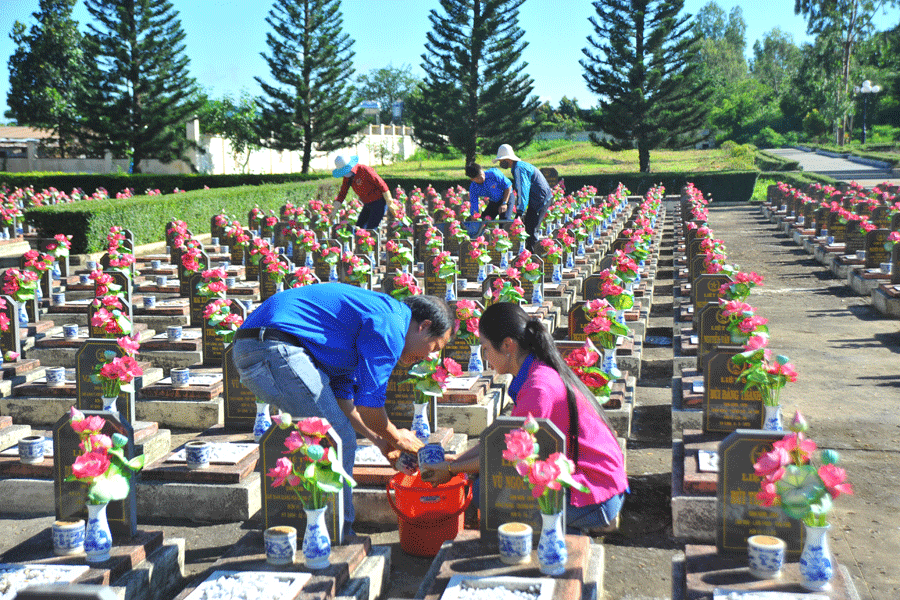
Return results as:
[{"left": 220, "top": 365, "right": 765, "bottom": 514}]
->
[
  {"left": 356, "top": 198, "right": 387, "bottom": 229},
  {"left": 481, "top": 200, "right": 503, "bottom": 220},
  {"left": 522, "top": 199, "right": 550, "bottom": 252}
]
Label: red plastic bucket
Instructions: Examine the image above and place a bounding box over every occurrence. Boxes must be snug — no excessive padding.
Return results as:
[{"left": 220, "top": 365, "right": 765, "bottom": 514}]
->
[{"left": 386, "top": 472, "right": 472, "bottom": 557}]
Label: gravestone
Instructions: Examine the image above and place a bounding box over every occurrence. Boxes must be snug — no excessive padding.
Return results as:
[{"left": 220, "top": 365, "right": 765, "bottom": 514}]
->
[
  {"left": 702, "top": 348, "right": 763, "bottom": 435},
  {"left": 22, "top": 294, "right": 40, "bottom": 325},
  {"left": 386, "top": 239, "right": 414, "bottom": 274},
  {"left": 202, "top": 301, "right": 246, "bottom": 367},
  {"left": 696, "top": 302, "right": 732, "bottom": 371},
  {"left": 892, "top": 244, "right": 900, "bottom": 285},
  {"left": 38, "top": 238, "right": 71, "bottom": 278},
  {"left": 442, "top": 299, "right": 485, "bottom": 367},
  {"left": 870, "top": 206, "right": 890, "bottom": 229},
  {"left": 230, "top": 233, "right": 248, "bottom": 266},
  {"left": 865, "top": 229, "right": 891, "bottom": 269},
  {"left": 689, "top": 255, "right": 706, "bottom": 283},
  {"left": 717, "top": 430, "right": 804, "bottom": 558},
  {"left": 53, "top": 410, "right": 137, "bottom": 538},
  {"left": 519, "top": 254, "right": 543, "bottom": 301},
  {"left": 87, "top": 297, "right": 134, "bottom": 340},
  {"left": 480, "top": 416, "right": 565, "bottom": 545},
  {"left": 188, "top": 273, "right": 209, "bottom": 327},
  {"left": 104, "top": 270, "right": 133, "bottom": 308},
  {"left": 539, "top": 167, "right": 559, "bottom": 188},
  {"left": 178, "top": 251, "right": 209, "bottom": 297},
  {"left": 458, "top": 240, "right": 481, "bottom": 282},
  {"left": 891, "top": 211, "right": 900, "bottom": 231},
  {"left": 844, "top": 226, "right": 866, "bottom": 255},
  {"left": 691, "top": 273, "right": 731, "bottom": 315},
  {"left": 582, "top": 274, "right": 605, "bottom": 301},
  {"left": 825, "top": 212, "right": 845, "bottom": 243},
  {"left": 76, "top": 338, "right": 137, "bottom": 424},
  {"left": 813, "top": 207, "right": 829, "bottom": 235},
  {"left": 380, "top": 272, "right": 420, "bottom": 298},
  {"left": 223, "top": 344, "right": 258, "bottom": 430},
  {"left": 259, "top": 255, "right": 291, "bottom": 300},
  {"left": 567, "top": 301, "right": 591, "bottom": 342},
  {"left": 801, "top": 201, "right": 816, "bottom": 225},
  {"left": 384, "top": 363, "right": 437, "bottom": 431},
  {"left": 597, "top": 256, "right": 613, "bottom": 273},
  {"left": 0, "top": 295, "right": 22, "bottom": 358},
  {"left": 313, "top": 240, "right": 341, "bottom": 282},
  {"left": 340, "top": 255, "right": 373, "bottom": 290},
  {"left": 259, "top": 425, "right": 345, "bottom": 544},
  {"left": 423, "top": 253, "right": 451, "bottom": 298}
]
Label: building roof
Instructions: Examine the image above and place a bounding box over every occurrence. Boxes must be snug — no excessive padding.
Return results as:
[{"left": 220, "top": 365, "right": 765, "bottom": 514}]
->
[{"left": 0, "top": 126, "right": 53, "bottom": 142}]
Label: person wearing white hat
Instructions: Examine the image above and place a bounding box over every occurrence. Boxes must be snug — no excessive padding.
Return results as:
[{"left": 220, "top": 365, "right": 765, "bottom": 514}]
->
[
  {"left": 331, "top": 155, "right": 397, "bottom": 228},
  {"left": 493, "top": 144, "right": 552, "bottom": 251}
]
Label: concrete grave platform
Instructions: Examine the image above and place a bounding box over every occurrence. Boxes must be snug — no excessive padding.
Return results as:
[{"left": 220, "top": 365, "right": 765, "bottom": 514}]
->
[
  {"left": 29, "top": 328, "right": 158, "bottom": 368},
  {"left": 830, "top": 254, "right": 865, "bottom": 280},
  {"left": 671, "top": 372, "right": 703, "bottom": 437},
  {"left": 671, "top": 438, "right": 715, "bottom": 543},
  {"left": 872, "top": 284, "right": 900, "bottom": 318},
  {"left": 437, "top": 386, "right": 506, "bottom": 437},
  {"left": 134, "top": 396, "right": 224, "bottom": 430},
  {"left": 849, "top": 268, "right": 891, "bottom": 295}
]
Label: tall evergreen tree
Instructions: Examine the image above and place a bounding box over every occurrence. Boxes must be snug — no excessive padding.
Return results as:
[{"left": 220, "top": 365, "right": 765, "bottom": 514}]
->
[
  {"left": 581, "top": 0, "right": 712, "bottom": 173},
  {"left": 256, "top": 0, "right": 361, "bottom": 174},
  {"left": 6, "top": 0, "right": 85, "bottom": 157},
  {"left": 80, "top": 0, "right": 202, "bottom": 172},
  {"left": 406, "top": 0, "right": 542, "bottom": 164}
]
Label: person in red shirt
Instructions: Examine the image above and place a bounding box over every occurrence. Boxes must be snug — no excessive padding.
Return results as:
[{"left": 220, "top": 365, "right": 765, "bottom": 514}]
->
[{"left": 331, "top": 155, "right": 397, "bottom": 228}]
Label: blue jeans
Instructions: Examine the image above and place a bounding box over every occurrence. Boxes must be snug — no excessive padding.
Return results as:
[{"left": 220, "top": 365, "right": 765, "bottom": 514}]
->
[
  {"left": 566, "top": 492, "right": 626, "bottom": 534},
  {"left": 356, "top": 198, "right": 387, "bottom": 229},
  {"left": 232, "top": 337, "right": 356, "bottom": 525}
]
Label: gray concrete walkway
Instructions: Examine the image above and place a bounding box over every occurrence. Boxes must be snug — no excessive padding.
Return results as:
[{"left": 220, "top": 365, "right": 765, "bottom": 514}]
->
[{"left": 769, "top": 148, "right": 900, "bottom": 187}]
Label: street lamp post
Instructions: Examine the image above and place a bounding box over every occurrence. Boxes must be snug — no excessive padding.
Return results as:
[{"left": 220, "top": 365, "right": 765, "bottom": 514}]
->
[{"left": 854, "top": 80, "right": 881, "bottom": 144}]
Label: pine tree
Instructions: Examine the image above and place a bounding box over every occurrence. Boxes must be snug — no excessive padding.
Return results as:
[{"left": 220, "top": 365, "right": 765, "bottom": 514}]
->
[
  {"left": 6, "top": 0, "right": 85, "bottom": 157},
  {"left": 80, "top": 0, "right": 202, "bottom": 173},
  {"left": 256, "top": 0, "right": 362, "bottom": 174},
  {"left": 406, "top": 0, "right": 542, "bottom": 164},
  {"left": 581, "top": 0, "right": 712, "bottom": 173}
]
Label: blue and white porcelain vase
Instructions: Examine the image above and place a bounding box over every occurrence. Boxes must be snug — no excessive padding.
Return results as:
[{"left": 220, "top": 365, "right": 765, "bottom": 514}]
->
[
  {"left": 304, "top": 252, "right": 314, "bottom": 268},
  {"left": 499, "top": 252, "right": 509, "bottom": 268},
  {"left": 253, "top": 402, "right": 272, "bottom": 442},
  {"left": 577, "top": 241, "right": 585, "bottom": 256},
  {"left": 302, "top": 506, "right": 331, "bottom": 569},
  {"left": 615, "top": 309, "right": 626, "bottom": 325},
  {"left": 52, "top": 519, "right": 85, "bottom": 556},
  {"left": 537, "top": 511, "right": 567, "bottom": 576},
  {"left": 468, "top": 344, "right": 483, "bottom": 374},
  {"left": 445, "top": 283, "right": 456, "bottom": 301},
  {"left": 18, "top": 302, "right": 28, "bottom": 327},
  {"left": 329, "top": 264, "right": 339, "bottom": 283},
  {"left": 412, "top": 401, "right": 431, "bottom": 442},
  {"left": 84, "top": 502, "right": 112, "bottom": 563},
  {"left": 587, "top": 231, "right": 595, "bottom": 245},
  {"left": 799, "top": 523, "right": 833, "bottom": 591},
  {"left": 52, "top": 262, "right": 61, "bottom": 279},
  {"left": 477, "top": 264, "right": 486, "bottom": 283},
  {"left": 602, "top": 347, "right": 621, "bottom": 379},
  {"left": 101, "top": 396, "right": 118, "bottom": 416},
  {"left": 531, "top": 284, "right": 543, "bottom": 306},
  {"left": 275, "top": 281, "right": 284, "bottom": 293},
  {"left": 565, "top": 252, "right": 574, "bottom": 268},
  {"left": 342, "top": 241, "right": 351, "bottom": 254},
  {"left": 551, "top": 263, "right": 562, "bottom": 284},
  {"left": 763, "top": 404, "right": 783, "bottom": 432},
  {"left": 264, "top": 525, "right": 297, "bottom": 566}
]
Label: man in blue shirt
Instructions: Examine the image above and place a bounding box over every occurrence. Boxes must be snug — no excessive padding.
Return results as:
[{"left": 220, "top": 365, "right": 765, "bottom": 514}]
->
[
  {"left": 465, "top": 162, "right": 512, "bottom": 219},
  {"left": 232, "top": 283, "right": 453, "bottom": 528},
  {"left": 493, "top": 144, "right": 552, "bottom": 251}
]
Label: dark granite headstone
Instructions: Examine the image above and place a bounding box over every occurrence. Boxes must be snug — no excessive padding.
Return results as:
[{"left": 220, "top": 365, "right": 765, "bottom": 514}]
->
[
  {"left": 87, "top": 297, "right": 133, "bottom": 340},
  {"left": 423, "top": 253, "right": 450, "bottom": 298},
  {"left": 258, "top": 255, "right": 291, "bottom": 300},
  {"left": 384, "top": 363, "right": 437, "bottom": 431},
  {"left": 458, "top": 240, "right": 481, "bottom": 282},
  {"left": 864, "top": 229, "right": 891, "bottom": 269},
  {"left": 76, "top": 338, "right": 136, "bottom": 424},
  {"left": 314, "top": 240, "right": 341, "bottom": 282},
  {"left": 844, "top": 226, "right": 865, "bottom": 255},
  {"left": 0, "top": 295, "right": 22, "bottom": 358},
  {"left": 892, "top": 244, "right": 900, "bottom": 285},
  {"left": 480, "top": 416, "right": 565, "bottom": 545},
  {"left": 386, "top": 239, "right": 414, "bottom": 274},
  {"left": 717, "top": 430, "right": 804, "bottom": 558},
  {"left": 188, "top": 273, "right": 208, "bottom": 327},
  {"left": 691, "top": 274, "right": 731, "bottom": 315},
  {"left": 341, "top": 255, "right": 373, "bottom": 289},
  {"left": 826, "top": 212, "right": 845, "bottom": 243},
  {"left": 259, "top": 425, "right": 345, "bottom": 544},
  {"left": 696, "top": 302, "right": 732, "bottom": 371},
  {"left": 202, "top": 301, "right": 246, "bottom": 367},
  {"left": 870, "top": 206, "right": 889, "bottom": 229},
  {"left": 891, "top": 211, "right": 900, "bottom": 231},
  {"left": 689, "top": 255, "right": 706, "bottom": 283},
  {"left": 53, "top": 410, "right": 137, "bottom": 538},
  {"left": 582, "top": 274, "right": 605, "bottom": 301},
  {"left": 567, "top": 301, "right": 591, "bottom": 342},
  {"left": 104, "top": 270, "right": 133, "bottom": 308},
  {"left": 519, "top": 254, "right": 543, "bottom": 301},
  {"left": 223, "top": 344, "right": 258, "bottom": 430},
  {"left": 380, "top": 272, "right": 420, "bottom": 298},
  {"left": 813, "top": 207, "right": 829, "bottom": 235},
  {"left": 38, "top": 238, "right": 71, "bottom": 278},
  {"left": 702, "top": 348, "right": 763, "bottom": 435},
  {"left": 178, "top": 251, "right": 209, "bottom": 297},
  {"left": 23, "top": 294, "right": 40, "bottom": 325}
]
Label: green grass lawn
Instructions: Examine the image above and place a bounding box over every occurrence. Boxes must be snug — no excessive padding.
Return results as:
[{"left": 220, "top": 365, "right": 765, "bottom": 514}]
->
[{"left": 362, "top": 142, "right": 743, "bottom": 179}]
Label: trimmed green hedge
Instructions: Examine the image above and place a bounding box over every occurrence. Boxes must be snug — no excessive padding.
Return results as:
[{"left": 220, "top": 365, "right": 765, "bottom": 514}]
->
[
  {"left": 758, "top": 170, "right": 837, "bottom": 188},
  {"left": 386, "top": 170, "right": 760, "bottom": 203},
  {"left": 754, "top": 150, "right": 800, "bottom": 172},
  {"left": 0, "top": 172, "right": 328, "bottom": 196},
  {"left": 26, "top": 179, "right": 340, "bottom": 254}
]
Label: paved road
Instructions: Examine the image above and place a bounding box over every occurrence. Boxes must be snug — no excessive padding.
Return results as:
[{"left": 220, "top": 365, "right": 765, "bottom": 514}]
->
[{"left": 769, "top": 148, "right": 900, "bottom": 187}]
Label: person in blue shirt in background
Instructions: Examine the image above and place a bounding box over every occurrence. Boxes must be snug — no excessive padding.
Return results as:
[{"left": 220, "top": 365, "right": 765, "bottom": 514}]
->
[
  {"left": 493, "top": 143, "right": 552, "bottom": 251},
  {"left": 232, "top": 283, "right": 453, "bottom": 529},
  {"left": 466, "top": 162, "right": 512, "bottom": 219}
]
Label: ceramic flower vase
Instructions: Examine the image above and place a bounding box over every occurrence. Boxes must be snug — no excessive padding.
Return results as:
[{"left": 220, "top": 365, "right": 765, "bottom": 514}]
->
[
  {"left": 602, "top": 347, "right": 620, "bottom": 378},
  {"left": 18, "top": 302, "right": 28, "bottom": 327},
  {"left": 412, "top": 401, "right": 431, "bottom": 442},
  {"left": 468, "top": 344, "right": 483, "bottom": 374},
  {"left": 305, "top": 253, "right": 314, "bottom": 268},
  {"left": 565, "top": 253, "right": 574, "bottom": 268},
  {"left": 537, "top": 511, "right": 567, "bottom": 576},
  {"left": 799, "top": 523, "right": 833, "bottom": 591},
  {"left": 303, "top": 506, "right": 331, "bottom": 569},
  {"left": 577, "top": 241, "right": 585, "bottom": 256},
  {"left": 531, "top": 284, "right": 543, "bottom": 306},
  {"left": 763, "top": 405, "right": 783, "bottom": 431},
  {"left": 444, "top": 284, "right": 456, "bottom": 302},
  {"left": 329, "top": 264, "right": 339, "bottom": 283},
  {"left": 253, "top": 402, "right": 272, "bottom": 442},
  {"left": 275, "top": 281, "right": 284, "bottom": 293},
  {"left": 615, "top": 309, "right": 626, "bottom": 325},
  {"left": 552, "top": 263, "right": 562, "bottom": 284},
  {"left": 500, "top": 252, "right": 509, "bottom": 268},
  {"left": 587, "top": 231, "right": 595, "bottom": 245},
  {"left": 84, "top": 502, "right": 112, "bottom": 563},
  {"left": 625, "top": 281, "right": 635, "bottom": 294},
  {"left": 101, "top": 396, "right": 118, "bottom": 416},
  {"left": 477, "top": 264, "right": 486, "bottom": 283}
]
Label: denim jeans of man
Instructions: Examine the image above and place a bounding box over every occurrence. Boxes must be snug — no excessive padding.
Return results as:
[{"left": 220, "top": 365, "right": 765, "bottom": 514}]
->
[
  {"left": 356, "top": 198, "right": 387, "bottom": 230},
  {"left": 232, "top": 337, "right": 357, "bottom": 526}
]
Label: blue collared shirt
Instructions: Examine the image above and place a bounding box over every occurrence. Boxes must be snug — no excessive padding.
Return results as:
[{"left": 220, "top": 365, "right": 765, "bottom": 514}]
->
[
  {"left": 511, "top": 160, "right": 552, "bottom": 214},
  {"left": 469, "top": 168, "right": 511, "bottom": 215},
  {"left": 507, "top": 353, "right": 536, "bottom": 404},
  {"left": 240, "top": 283, "right": 411, "bottom": 407}
]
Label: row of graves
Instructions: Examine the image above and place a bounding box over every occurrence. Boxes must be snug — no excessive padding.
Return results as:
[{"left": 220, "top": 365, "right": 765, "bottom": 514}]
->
[
  {"left": 0, "top": 179, "right": 663, "bottom": 600},
  {"left": 762, "top": 180, "right": 900, "bottom": 318},
  {"left": 667, "top": 184, "right": 860, "bottom": 598}
]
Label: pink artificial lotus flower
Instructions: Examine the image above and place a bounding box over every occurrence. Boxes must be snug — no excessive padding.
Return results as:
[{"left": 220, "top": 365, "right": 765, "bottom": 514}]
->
[
  {"left": 267, "top": 457, "right": 295, "bottom": 487},
  {"left": 70, "top": 406, "right": 85, "bottom": 421},
  {"left": 753, "top": 446, "right": 791, "bottom": 480},
  {"left": 503, "top": 429, "right": 535, "bottom": 463},
  {"left": 774, "top": 433, "right": 817, "bottom": 463},
  {"left": 721, "top": 300, "right": 754, "bottom": 317},
  {"left": 444, "top": 358, "right": 463, "bottom": 377},
  {"left": 117, "top": 334, "right": 140, "bottom": 356},
  {"left": 299, "top": 417, "right": 331, "bottom": 437},
  {"left": 739, "top": 315, "right": 768, "bottom": 333},
  {"left": 527, "top": 458, "right": 563, "bottom": 499},
  {"left": 818, "top": 464, "right": 854, "bottom": 499},
  {"left": 72, "top": 451, "right": 110, "bottom": 480},
  {"left": 757, "top": 479, "right": 779, "bottom": 507},
  {"left": 523, "top": 413, "right": 540, "bottom": 434},
  {"left": 283, "top": 430, "right": 307, "bottom": 454},
  {"left": 71, "top": 415, "right": 106, "bottom": 434},
  {"left": 744, "top": 334, "right": 768, "bottom": 351},
  {"left": 81, "top": 433, "right": 112, "bottom": 454}
]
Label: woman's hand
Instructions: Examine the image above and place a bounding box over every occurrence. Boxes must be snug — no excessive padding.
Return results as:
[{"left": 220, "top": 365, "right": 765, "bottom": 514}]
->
[{"left": 420, "top": 460, "right": 454, "bottom": 486}]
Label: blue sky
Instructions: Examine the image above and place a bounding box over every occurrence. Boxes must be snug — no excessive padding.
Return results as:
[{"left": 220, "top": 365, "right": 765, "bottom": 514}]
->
[{"left": 2, "top": 0, "right": 898, "bottom": 121}]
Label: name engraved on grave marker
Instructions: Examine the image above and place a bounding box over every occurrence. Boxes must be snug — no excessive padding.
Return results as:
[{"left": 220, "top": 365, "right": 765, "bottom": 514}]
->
[{"left": 702, "top": 348, "right": 763, "bottom": 434}]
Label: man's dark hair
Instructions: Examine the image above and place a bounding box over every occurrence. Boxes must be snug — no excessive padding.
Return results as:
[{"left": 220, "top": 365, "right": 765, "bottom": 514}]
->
[
  {"left": 402, "top": 295, "right": 453, "bottom": 337},
  {"left": 464, "top": 162, "right": 482, "bottom": 179}
]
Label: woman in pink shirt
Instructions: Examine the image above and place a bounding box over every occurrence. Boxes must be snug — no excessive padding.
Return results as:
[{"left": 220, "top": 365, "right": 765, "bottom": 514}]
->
[{"left": 421, "top": 302, "right": 628, "bottom": 534}]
